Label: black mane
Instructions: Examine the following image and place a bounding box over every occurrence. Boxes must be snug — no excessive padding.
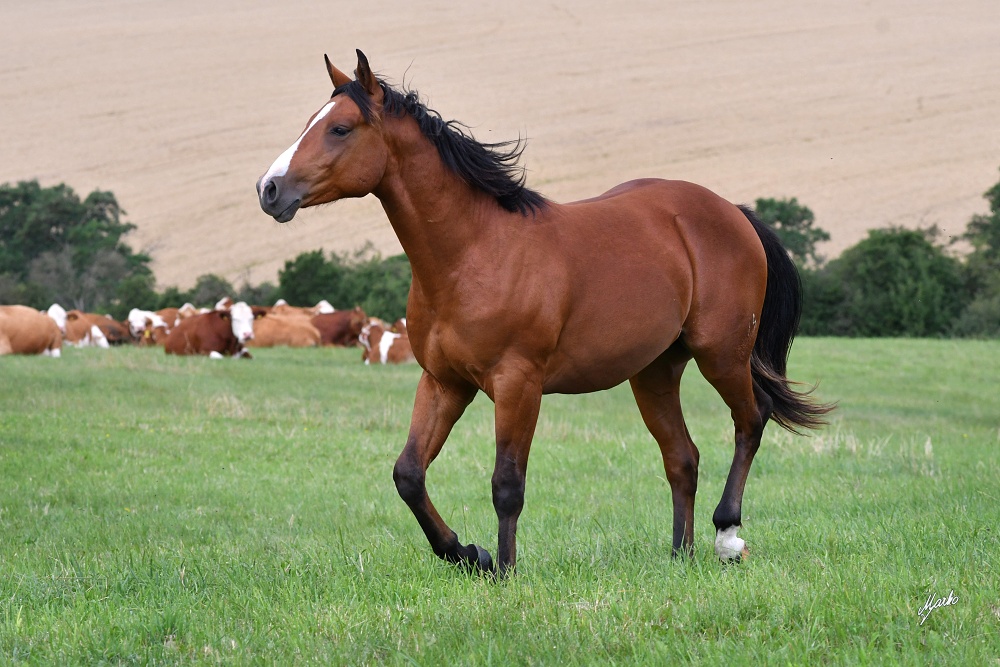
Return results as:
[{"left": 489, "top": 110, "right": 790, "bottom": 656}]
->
[{"left": 333, "top": 80, "right": 547, "bottom": 216}]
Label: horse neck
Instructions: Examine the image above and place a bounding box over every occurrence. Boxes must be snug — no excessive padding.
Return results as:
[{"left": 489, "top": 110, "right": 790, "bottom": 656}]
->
[{"left": 372, "top": 116, "right": 497, "bottom": 293}]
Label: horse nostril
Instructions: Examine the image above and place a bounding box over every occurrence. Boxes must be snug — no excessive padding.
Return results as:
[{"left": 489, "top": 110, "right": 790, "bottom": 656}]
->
[{"left": 262, "top": 180, "right": 279, "bottom": 205}]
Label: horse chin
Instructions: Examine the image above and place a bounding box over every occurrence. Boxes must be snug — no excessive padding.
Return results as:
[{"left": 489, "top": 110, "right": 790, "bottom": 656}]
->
[{"left": 273, "top": 199, "right": 301, "bottom": 223}]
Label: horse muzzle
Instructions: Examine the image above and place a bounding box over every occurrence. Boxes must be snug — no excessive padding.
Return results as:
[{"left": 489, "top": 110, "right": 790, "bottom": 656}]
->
[{"left": 257, "top": 175, "right": 302, "bottom": 223}]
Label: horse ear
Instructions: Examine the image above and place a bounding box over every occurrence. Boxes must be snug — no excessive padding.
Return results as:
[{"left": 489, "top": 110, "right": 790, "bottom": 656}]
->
[
  {"left": 324, "top": 54, "right": 352, "bottom": 89},
  {"left": 354, "top": 49, "right": 383, "bottom": 104}
]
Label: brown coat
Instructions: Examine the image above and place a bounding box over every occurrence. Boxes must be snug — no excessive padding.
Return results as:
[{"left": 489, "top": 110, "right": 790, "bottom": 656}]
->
[
  {"left": 163, "top": 306, "right": 262, "bottom": 357},
  {"left": 0, "top": 305, "right": 62, "bottom": 356},
  {"left": 64, "top": 310, "right": 131, "bottom": 346},
  {"left": 312, "top": 307, "right": 367, "bottom": 346},
  {"left": 360, "top": 322, "right": 415, "bottom": 365},
  {"left": 246, "top": 313, "right": 321, "bottom": 348}
]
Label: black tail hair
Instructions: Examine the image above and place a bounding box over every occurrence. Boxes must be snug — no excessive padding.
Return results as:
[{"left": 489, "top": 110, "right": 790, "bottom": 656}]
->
[{"left": 740, "top": 205, "right": 835, "bottom": 433}]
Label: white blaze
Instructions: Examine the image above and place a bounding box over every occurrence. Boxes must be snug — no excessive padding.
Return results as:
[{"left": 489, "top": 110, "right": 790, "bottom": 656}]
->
[{"left": 262, "top": 101, "right": 337, "bottom": 183}]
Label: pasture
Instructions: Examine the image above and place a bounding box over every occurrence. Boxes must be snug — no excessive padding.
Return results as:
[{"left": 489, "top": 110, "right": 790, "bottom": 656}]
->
[{"left": 1, "top": 339, "right": 997, "bottom": 664}]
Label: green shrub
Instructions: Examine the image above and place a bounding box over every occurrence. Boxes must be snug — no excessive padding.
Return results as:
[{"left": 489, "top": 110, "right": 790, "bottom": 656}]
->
[{"left": 826, "top": 227, "right": 966, "bottom": 337}]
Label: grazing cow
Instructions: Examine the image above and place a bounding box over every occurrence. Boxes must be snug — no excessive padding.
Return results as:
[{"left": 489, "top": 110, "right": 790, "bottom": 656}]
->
[
  {"left": 360, "top": 320, "right": 415, "bottom": 365},
  {"left": 247, "top": 313, "right": 322, "bottom": 348},
  {"left": 163, "top": 301, "right": 263, "bottom": 358},
  {"left": 0, "top": 305, "right": 62, "bottom": 357},
  {"left": 312, "top": 307, "right": 366, "bottom": 347}
]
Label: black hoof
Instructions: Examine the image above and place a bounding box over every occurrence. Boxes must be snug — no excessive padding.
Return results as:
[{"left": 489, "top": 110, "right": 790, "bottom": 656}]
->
[
  {"left": 450, "top": 543, "right": 496, "bottom": 577},
  {"left": 473, "top": 545, "right": 494, "bottom": 573}
]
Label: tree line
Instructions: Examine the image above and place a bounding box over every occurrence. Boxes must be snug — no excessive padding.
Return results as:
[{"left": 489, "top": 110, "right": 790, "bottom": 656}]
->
[
  {"left": 2, "top": 172, "right": 998, "bottom": 337},
  {"left": 754, "top": 170, "right": 1000, "bottom": 337}
]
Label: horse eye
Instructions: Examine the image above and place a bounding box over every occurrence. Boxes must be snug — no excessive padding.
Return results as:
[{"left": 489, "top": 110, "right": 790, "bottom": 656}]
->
[{"left": 331, "top": 126, "right": 350, "bottom": 137}]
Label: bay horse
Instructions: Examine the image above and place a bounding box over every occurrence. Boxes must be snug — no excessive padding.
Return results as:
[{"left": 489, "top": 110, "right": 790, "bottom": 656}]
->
[{"left": 257, "top": 50, "right": 832, "bottom": 576}]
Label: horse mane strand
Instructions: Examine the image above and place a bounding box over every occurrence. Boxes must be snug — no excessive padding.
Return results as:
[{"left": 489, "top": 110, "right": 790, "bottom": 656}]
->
[{"left": 333, "top": 80, "right": 547, "bottom": 216}]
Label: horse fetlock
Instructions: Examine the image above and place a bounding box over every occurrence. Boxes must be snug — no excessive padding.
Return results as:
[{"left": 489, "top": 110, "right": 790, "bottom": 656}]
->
[{"left": 715, "top": 525, "right": 748, "bottom": 561}]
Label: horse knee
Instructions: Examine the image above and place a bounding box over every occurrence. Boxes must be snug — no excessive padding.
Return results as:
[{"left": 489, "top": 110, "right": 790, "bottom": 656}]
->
[
  {"left": 666, "top": 455, "right": 699, "bottom": 494},
  {"left": 393, "top": 456, "right": 425, "bottom": 506},
  {"left": 491, "top": 461, "right": 526, "bottom": 518}
]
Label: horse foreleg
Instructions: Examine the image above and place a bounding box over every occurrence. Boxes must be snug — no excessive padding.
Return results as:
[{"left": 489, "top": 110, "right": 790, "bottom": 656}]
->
[
  {"left": 490, "top": 368, "right": 544, "bottom": 577},
  {"left": 392, "top": 371, "right": 491, "bottom": 572}
]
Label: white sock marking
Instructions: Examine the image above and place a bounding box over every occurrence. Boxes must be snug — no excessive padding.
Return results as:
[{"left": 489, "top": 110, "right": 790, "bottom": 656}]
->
[{"left": 715, "top": 526, "right": 746, "bottom": 560}]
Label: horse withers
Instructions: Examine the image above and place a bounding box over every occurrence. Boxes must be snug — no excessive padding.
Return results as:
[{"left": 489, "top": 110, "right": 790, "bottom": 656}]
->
[{"left": 257, "top": 50, "right": 832, "bottom": 576}]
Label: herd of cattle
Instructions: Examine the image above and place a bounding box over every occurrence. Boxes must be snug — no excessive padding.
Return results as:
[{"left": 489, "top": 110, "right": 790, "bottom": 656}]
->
[{"left": 0, "top": 298, "right": 415, "bottom": 364}]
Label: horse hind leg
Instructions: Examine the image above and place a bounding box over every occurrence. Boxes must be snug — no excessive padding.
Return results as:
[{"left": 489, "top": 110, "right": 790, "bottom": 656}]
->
[
  {"left": 690, "top": 345, "right": 773, "bottom": 562},
  {"left": 629, "top": 343, "right": 700, "bottom": 557}
]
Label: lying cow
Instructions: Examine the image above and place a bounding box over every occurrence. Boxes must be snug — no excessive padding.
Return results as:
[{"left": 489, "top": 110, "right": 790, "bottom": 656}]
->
[
  {"left": 360, "top": 320, "right": 415, "bottom": 365},
  {"left": 312, "top": 307, "right": 367, "bottom": 347},
  {"left": 127, "top": 308, "right": 171, "bottom": 345},
  {"left": 71, "top": 311, "right": 132, "bottom": 347},
  {"left": 0, "top": 305, "right": 62, "bottom": 357},
  {"left": 47, "top": 304, "right": 131, "bottom": 347},
  {"left": 271, "top": 298, "right": 336, "bottom": 318},
  {"left": 247, "top": 313, "right": 321, "bottom": 348},
  {"left": 163, "top": 301, "right": 264, "bottom": 358}
]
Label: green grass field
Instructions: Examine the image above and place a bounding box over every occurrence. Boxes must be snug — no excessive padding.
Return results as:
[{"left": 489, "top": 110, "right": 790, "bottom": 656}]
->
[{"left": 1, "top": 339, "right": 998, "bottom": 665}]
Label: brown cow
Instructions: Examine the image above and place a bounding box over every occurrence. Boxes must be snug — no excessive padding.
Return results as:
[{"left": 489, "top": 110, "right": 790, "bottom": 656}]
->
[
  {"left": 246, "top": 313, "right": 321, "bottom": 348},
  {"left": 360, "top": 320, "right": 415, "bottom": 365},
  {"left": 65, "top": 310, "right": 132, "bottom": 346},
  {"left": 271, "top": 298, "right": 336, "bottom": 317},
  {"left": 0, "top": 305, "right": 62, "bottom": 357},
  {"left": 156, "top": 307, "right": 180, "bottom": 328},
  {"left": 163, "top": 302, "right": 264, "bottom": 358},
  {"left": 312, "top": 307, "right": 366, "bottom": 347}
]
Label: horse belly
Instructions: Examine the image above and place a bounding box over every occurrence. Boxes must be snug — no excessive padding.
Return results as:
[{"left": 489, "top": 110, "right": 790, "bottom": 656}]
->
[{"left": 542, "top": 301, "right": 686, "bottom": 394}]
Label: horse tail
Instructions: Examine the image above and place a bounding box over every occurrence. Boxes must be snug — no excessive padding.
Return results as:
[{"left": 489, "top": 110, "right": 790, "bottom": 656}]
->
[{"left": 740, "top": 205, "right": 835, "bottom": 433}]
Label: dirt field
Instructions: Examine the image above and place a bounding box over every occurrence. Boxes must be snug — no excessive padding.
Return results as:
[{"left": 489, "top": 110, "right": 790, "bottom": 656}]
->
[{"left": 2, "top": 0, "right": 998, "bottom": 290}]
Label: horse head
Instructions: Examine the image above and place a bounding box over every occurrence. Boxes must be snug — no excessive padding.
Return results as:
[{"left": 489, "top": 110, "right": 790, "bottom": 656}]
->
[{"left": 257, "top": 50, "right": 388, "bottom": 222}]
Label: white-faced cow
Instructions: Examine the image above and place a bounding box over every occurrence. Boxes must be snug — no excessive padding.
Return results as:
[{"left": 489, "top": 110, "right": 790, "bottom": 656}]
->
[
  {"left": 163, "top": 301, "right": 264, "bottom": 358},
  {"left": 0, "top": 305, "right": 62, "bottom": 357},
  {"left": 127, "top": 308, "right": 171, "bottom": 345}
]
